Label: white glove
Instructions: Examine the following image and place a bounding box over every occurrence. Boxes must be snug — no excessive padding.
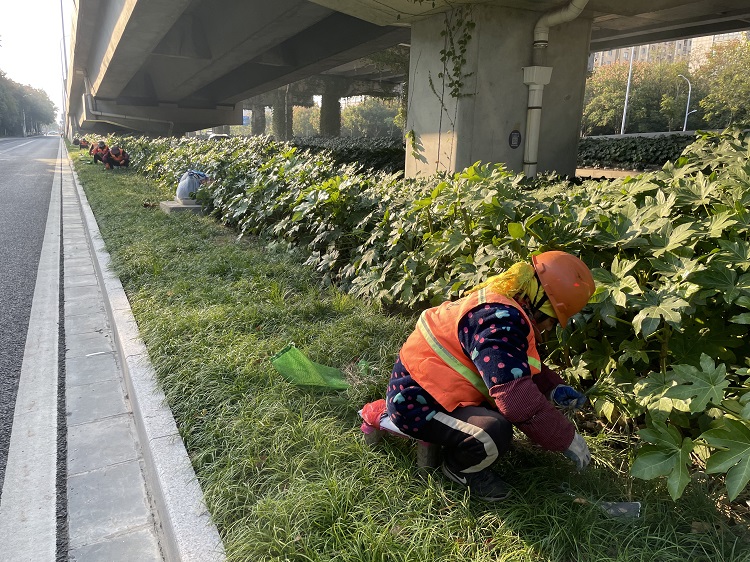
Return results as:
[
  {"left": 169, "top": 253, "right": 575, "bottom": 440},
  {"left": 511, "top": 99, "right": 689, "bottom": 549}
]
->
[{"left": 563, "top": 432, "right": 591, "bottom": 471}]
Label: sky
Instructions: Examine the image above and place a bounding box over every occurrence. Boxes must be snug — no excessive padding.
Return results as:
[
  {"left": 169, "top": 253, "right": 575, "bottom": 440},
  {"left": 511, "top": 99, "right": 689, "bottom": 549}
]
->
[{"left": 0, "top": 0, "right": 74, "bottom": 126}]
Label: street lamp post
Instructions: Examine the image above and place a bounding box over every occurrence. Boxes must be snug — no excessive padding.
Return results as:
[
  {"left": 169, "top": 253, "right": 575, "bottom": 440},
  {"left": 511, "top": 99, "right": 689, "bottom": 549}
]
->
[
  {"left": 621, "top": 46, "right": 636, "bottom": 134},
  {"left": 677, "top": 74, "right": 692, "bottom": 131}
]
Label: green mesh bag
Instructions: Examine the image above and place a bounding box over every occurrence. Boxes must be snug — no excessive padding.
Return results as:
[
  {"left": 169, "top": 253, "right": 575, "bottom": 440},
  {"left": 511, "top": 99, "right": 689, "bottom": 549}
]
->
[{"left": 271, "top": 343, "right": 349, "bottom": 390}]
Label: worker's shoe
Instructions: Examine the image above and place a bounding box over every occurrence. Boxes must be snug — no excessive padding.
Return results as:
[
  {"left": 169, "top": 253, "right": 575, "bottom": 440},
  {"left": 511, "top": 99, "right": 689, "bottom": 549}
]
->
[{"left": 442, "top": 463, "right": 511, "bottom": 502}]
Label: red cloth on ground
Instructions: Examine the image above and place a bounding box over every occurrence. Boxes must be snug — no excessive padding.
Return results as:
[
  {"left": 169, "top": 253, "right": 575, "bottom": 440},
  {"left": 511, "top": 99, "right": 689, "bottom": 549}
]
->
[{"left": 360, "top": 399, "right": 387, "bottom": 429}]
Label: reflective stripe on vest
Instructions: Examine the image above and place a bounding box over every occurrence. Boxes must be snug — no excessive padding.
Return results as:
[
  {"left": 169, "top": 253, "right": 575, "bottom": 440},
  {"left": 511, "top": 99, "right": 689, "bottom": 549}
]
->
[
  {"left": 416, "top": 311, "right": 492, "bottom": 402},
  {"left": 408, "top": 289, "right": 542, "bottom": 411}
]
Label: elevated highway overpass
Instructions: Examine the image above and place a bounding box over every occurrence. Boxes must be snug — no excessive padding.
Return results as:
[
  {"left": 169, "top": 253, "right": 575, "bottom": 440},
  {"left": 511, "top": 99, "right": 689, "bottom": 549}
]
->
[{"left": 66, "top": 0, "right": 750, "bottom": 175}]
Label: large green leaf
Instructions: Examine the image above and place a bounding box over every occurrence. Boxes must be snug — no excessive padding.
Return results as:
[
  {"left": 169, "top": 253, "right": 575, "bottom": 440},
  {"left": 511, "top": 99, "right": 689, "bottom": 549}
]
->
[
  {"left": 712, "top": 238, "right": 750, "bottom": 272},
  {"left": 590, "top": 212, "right": 648, "bottom": 249},
  {"left": 664, "top": 354, "right": 730, "bottom": 412},
  {"left": 582, "top": 337, "right": 615, "bottom": 371},
  {"left": 617, "top": 338, "right": 650, "bottom": 367},
  {"left": 690, "top": 265, "right": 750, "bottom": 304},
  {"left": 634, "top": 371, "right": 687, "bottom": 421},
  {"left": 631, "top": 289, "right": 688, "bottom": 338},
  {"left": 673, "top": 171, "right": 721, "bottom": 209},
  {"left": 649, "top": 221, "right": 698, "bottom": 257},
  {"left": 669, "top": 315, "right": 747, "bottom": 365},
  {"left": 592, "top": 256, "right": 642, "bottom": 307},
  {"left": 648, "top": 254, "right": 705, "bottom": 282},
  {"left": 632, "top": 421, "right": 694, "bottom": 500},
  {"left": 702, "top": 419, "right": 750, "bottom": 501},
  {"left": 703, "top": 211, "right": 738, "bottom": 238}
]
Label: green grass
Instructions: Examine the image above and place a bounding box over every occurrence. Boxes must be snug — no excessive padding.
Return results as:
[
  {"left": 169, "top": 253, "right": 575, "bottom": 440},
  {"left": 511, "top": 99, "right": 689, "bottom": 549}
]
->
[{"left": 70, "top": 151, "right": 750, "bottom": 562}]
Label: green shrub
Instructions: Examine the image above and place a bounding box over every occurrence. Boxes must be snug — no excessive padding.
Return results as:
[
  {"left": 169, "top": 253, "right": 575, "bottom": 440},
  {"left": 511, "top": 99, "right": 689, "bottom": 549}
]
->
[
  {"left": 577, "top": 134, "right": 695, "bottom": 169},
  {"left": 114, "top": 129, "right": 750, "bottom": 502},
  {"left": 291, "top": 136, "right": 405, "bottom": 173}
]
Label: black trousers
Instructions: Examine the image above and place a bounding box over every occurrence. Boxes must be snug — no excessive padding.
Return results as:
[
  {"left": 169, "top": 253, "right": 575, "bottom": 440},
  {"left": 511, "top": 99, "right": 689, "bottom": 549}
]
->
[{"left": 415, "top": 405, "right": 512, "bottom": 473}]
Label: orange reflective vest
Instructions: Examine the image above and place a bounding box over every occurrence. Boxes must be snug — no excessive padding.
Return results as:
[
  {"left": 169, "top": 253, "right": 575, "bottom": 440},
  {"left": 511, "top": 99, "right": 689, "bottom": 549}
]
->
[
  {"left": 400, "top": 288, "right": 541, "bottom": 412},
  {"left": 110, "top": 150, "right": 128, "bottom": 163}
]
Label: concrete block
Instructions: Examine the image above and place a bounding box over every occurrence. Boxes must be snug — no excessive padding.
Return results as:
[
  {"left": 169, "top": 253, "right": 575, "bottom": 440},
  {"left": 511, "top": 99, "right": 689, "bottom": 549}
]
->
[
  {"left": 66, "top": 380, "right": 128, "bottom": 426},
  {"left": 67, "top": 461, "right": 153, "bottom": 549},
  {"left": 65, "top": 309, "right": 110, "bottom": 335},
  {"left": 68, "top": 528, "right": 161, "bottom": 562},
  {"left": 68, "top": 415, "right": 138, "bottom": 475},
  {"left": 66, "top": 351, "right": 119, "bottom": 386},
  {"left": 160, "top": 200, "right": 203, "bottom": 215},
  {"left": 66, "top": 331, "right": 115, "bottom": 358}
]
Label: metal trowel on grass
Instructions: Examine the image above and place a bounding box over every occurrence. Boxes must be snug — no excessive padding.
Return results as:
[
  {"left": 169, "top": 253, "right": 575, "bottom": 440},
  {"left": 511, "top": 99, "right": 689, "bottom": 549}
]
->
[{"left": 560, "top": 483, "right": 641, "bottom": 519}]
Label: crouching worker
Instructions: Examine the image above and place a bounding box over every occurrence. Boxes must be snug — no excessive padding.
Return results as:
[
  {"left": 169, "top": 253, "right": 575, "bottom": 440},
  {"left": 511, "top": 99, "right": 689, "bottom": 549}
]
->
[
  {"left": 176, "top": 170, "right": 211, "bottom": 201},
  {"left": 90, "top": 140, "right": 109, "bottom": 164},
  {"left": 382, "top": 251, "right": 595, "bottom": 501},
  {"left": 103, "top": 146, "right": 130, "bottom": 169}
]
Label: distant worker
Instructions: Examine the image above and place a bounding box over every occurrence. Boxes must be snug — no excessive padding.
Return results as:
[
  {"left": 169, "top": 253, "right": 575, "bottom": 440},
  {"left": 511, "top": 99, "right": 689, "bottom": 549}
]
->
[
  {"left": 103, "top": 146, "right": 130, "bottom": 169},
  {"left": 90, "top": 140, "right": 109, "bottom": 165},
  {"left": 78, "top": 138, "right": 90, "bottom": 151},
  {"left": 176, "top": 170, "right": 211, "bottom": 201}
]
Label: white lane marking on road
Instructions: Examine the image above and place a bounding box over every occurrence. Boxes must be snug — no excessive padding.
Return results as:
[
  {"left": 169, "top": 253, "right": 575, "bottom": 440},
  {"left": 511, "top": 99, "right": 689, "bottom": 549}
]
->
[
  {"left": 0, "top": 142, "right": 61, "bottom": 559},
  {"left": 0, "top": 140, "right": 36, "bottom": 153}
]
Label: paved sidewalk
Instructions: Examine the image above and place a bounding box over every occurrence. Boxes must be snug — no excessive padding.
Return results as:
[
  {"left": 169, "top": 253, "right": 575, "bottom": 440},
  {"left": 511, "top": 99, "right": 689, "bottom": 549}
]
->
[
  {"left": 63, "top": 146, "right": 225, "bottom": 561},
  {"left": 63, "top": 155, "right": 164, "bottom": 560}
]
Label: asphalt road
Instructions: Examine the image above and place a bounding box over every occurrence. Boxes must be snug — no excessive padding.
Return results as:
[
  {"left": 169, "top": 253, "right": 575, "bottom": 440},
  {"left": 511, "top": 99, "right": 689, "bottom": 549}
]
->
[{"left": 0, "top": 136, "right": 59, "bottom": 491}]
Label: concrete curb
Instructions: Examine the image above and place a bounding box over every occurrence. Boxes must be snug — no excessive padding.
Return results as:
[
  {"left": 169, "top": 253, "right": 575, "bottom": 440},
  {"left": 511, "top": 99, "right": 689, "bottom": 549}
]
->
[{"left": 65, "top": 150, "right": 226, "bottom": 562}]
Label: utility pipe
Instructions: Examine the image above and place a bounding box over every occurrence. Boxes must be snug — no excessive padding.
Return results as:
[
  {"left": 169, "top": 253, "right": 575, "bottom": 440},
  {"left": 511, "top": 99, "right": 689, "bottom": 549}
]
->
[
  {"left": 523, "top": 0, "right": 590, "bottom": 177},
  {"left": 532, "top": 0, "right": 589, "bottom": 66}
]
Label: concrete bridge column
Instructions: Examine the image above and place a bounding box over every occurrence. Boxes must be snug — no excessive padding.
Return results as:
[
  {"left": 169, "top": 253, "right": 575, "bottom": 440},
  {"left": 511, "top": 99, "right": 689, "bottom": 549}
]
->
[
  {"left": 320, "top": 94, "right": 342, "bottom": 137},
  {"left": 272, "top": 88, "right": 293, "bottom": 140},
  {"left": 405, "top": 5, "right": 591, "bottom": 177},
  {"left": 319, "top": 77, "right": 347, "bottom": 137},
  {"left": 250, "top": 104, "right": 266, "bottom": 136}
]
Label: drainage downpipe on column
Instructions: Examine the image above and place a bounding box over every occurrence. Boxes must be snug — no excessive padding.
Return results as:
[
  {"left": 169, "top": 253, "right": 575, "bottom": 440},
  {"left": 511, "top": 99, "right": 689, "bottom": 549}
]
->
[{"left": 522, "top": 0, "right": 589, "bottom": 177}]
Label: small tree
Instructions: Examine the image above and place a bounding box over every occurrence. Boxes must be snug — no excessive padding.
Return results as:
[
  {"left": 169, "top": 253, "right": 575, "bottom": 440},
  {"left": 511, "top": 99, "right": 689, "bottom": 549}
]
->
[
  {"left": 583, "top": 60, "right": 708, "bottom": 135},
  {"left": 582, "top": 63, "right": 632, "bottom": 135},
  {"left": 695, "top": 40, "right": 750, "bottom": 128},
  {"left": 341, "top": 97, "right": 400, "bottom": 138},
  {"left": 293, "top": 105, "right": 320, "bottom": 137}
]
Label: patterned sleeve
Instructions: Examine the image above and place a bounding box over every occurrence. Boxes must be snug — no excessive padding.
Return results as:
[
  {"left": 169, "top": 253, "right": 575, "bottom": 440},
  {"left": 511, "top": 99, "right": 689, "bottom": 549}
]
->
[{"left": 457, "top": 303, "right": 575, "bottom": 451}]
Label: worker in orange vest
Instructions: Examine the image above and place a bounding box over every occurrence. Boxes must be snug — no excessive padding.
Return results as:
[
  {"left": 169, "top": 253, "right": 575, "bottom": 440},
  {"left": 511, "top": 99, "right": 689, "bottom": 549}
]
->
[
  {"left": 373, "top": 251, "right": 595, "bottom": 501},
  {"left": 90, "top": 140, "right": 109, "bottom": 165},
  {"left": 103, "top": 146, "right": 130, "bottom": 169}
]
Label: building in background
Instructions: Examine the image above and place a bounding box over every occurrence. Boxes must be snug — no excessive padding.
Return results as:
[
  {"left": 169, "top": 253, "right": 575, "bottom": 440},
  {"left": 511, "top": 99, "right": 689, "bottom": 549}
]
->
[
  {"left": 588, "top": 31, "right": 749, "bottom": 71},
  {"left": 589, "top": 39, "right": 692, "bottom": 69},
  {"left": 689, "top": 31, "right": 750, "bottom": 69}
]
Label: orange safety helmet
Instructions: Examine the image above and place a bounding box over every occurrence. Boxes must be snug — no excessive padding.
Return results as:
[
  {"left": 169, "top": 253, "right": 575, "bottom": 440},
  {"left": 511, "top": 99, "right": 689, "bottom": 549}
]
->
[{"left": 532, "top": 251, "right": 595, "bottom": 327}]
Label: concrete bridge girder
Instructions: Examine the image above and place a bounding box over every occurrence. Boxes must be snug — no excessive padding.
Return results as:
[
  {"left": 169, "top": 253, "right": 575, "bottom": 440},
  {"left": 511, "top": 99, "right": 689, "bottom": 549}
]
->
[
  {"left": 67, "top": 0, "right": 409, "bottom": 136},
  {"left": 67, "top": 0, "right": 750, "bottom": 166}
]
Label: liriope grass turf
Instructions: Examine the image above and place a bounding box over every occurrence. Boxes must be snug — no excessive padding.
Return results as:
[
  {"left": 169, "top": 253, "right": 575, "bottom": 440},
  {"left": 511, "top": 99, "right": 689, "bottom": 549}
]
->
[{"left": 71, "top": 152, "right": 750, "bottom": 562}]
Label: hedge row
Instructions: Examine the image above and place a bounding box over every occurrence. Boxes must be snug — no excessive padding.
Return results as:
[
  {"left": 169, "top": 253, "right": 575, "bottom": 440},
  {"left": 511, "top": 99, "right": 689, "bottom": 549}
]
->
[{"left": 288, "top": 133, "right": 698, "bottom": 173}]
